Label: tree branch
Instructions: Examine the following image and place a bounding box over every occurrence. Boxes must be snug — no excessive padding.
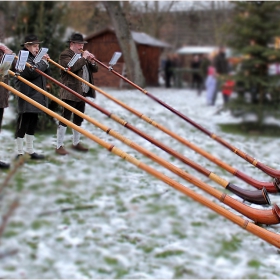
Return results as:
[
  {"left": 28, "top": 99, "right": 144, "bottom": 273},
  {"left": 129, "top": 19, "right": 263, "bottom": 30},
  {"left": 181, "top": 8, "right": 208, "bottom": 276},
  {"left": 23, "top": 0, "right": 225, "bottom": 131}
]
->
[
  {"left": 0, "top": 200, "right": 19, "bottom": 238},
  {"left": 0, "top": 156, "right": 26, "bottom": 197}
]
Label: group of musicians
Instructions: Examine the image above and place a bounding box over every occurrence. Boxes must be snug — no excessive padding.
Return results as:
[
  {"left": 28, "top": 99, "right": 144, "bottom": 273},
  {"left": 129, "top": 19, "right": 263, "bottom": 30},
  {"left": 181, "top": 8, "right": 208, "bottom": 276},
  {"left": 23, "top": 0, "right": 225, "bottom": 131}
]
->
[{"left": 0, "top": 32, "right": 98, "bottom": 169}]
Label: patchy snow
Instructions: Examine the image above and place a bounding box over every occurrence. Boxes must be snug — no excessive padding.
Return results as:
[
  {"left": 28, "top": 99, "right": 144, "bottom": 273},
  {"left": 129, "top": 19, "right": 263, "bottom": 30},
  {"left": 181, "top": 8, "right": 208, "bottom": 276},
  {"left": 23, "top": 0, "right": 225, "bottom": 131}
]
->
[{"left": 1, "top": 86, "right": 280, "bottom": 278}]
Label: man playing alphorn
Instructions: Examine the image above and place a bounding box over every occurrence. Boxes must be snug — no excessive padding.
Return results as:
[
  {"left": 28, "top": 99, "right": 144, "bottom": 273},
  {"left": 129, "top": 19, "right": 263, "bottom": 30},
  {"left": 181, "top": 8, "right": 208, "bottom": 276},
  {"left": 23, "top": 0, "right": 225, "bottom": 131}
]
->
[
  {"left": 14, "top": 34, "right": 50, "bottom": 160},
  {"left": 56, "top": 32, "right": 98, "bottom": 155}
]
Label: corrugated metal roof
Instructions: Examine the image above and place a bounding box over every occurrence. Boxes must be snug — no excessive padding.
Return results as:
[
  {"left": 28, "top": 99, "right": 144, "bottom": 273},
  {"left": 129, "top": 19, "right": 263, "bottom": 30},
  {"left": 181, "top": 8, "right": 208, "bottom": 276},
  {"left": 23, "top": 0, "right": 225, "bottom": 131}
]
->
[{"left": 131, "top": 31, "right": 171, "bottom": 48}]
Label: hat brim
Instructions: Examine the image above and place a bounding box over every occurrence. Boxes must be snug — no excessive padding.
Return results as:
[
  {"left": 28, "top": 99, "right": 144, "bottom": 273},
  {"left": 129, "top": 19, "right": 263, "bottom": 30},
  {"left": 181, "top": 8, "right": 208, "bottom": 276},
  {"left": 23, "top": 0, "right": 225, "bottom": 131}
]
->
[
  {"left": 68, "top": 40, "right": 88, "bottom": 44},
  {"left": 21, "top": 41, "right": 44, "bottom": 47}
]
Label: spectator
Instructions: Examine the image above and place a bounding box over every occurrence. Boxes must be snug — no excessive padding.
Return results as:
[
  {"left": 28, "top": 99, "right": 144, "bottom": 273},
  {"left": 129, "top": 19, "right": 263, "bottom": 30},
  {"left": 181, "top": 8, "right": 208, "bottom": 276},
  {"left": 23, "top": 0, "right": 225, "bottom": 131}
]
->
[
  {"left": 212, "top": 46, "right": 229, "bottom": 105},
  {"left": 190, "top": 54, "right": 203, "bottom": 96},
  {"left": 205, "top": 66, "right": 217, "bottom": 106},
  {"left": 172, "top": 53, "right": 181, "bottom": 87},
  {"left": 222, "top": 73, "right": 235, "bottom": 105},
  {"left": 164, "top": 53, "right": 174, "bottom": 88},
  {"left": 200, "top": 53, "right": 212, "bottom": 89}
]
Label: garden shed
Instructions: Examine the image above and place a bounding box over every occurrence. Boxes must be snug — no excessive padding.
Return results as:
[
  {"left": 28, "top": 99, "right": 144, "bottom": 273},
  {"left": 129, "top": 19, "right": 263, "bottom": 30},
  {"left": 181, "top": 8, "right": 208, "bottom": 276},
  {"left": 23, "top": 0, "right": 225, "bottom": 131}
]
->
[{"left": 85, "top": 27, "right": 171, "bottom": 88}]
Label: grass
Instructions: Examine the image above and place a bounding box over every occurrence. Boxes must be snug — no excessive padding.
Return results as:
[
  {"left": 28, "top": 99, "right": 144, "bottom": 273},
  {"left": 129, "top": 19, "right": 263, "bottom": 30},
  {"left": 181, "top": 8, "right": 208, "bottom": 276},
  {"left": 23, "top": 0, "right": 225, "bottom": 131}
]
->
[
  {"left": 220, "top": 236, "right": 242, "bottom": 252},
  {"left": 0, "top": 105, "right": 276, "bottom": 278},
  {"left": 219, "top": 123, "right": 280, "bottom": 137},
  {"left": 247, "top": 259, "right": 262, "bottom": 268}
]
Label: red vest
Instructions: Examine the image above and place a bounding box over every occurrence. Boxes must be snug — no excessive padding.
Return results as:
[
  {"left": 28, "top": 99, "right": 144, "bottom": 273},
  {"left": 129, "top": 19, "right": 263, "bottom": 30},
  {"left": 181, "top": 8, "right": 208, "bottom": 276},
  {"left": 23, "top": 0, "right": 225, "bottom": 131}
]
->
[{"left": 222, "top": 80, "right": 235, "bottom": 96}]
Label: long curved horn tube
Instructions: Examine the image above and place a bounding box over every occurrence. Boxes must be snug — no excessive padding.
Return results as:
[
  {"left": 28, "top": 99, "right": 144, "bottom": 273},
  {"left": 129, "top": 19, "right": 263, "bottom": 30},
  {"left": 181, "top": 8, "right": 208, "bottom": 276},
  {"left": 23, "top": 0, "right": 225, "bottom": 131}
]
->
[
  {"left": 2, "top": 81, "right": 280, "bottom": 249},
  {"left": 3, "top": 73, "right": 280, "bottom": 225},
  {"left": 92, "top": 57, "right": 280, "bottom": 180},
  {"left": 47, "top": 58, "right": 279, "bottom": 194},
  {"left": 22, "top": 61, "right": 271, "bottom": 204}
]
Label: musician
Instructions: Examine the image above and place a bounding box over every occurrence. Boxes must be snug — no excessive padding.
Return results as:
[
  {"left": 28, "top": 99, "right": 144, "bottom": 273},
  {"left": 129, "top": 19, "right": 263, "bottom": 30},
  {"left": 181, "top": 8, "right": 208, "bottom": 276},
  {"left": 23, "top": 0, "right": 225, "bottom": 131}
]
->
[
  {"left": 56, "top": 32, "right": 98, "bottom": 155},
  {"left": 0, "top": 43, "right": 13, "bottom": 168},
  {"left": 14, "top": 34, "right": 50, "bottom": 160}
]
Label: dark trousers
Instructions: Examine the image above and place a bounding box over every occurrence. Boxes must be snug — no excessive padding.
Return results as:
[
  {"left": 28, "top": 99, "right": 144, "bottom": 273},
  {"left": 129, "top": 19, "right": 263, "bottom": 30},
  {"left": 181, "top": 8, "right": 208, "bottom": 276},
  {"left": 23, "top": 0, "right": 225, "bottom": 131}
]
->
[
  {"left": 59, "top": 100, "right": 85, "bottom": 127},
  {"left": 223, "top": 94, "right": 230, "bottom": 104},
  {"left": 0, "top": 108, "right": 4, "bottom": 132},
  {"left": 165, "top": 72, "right": 173, "bottom": 88},
  {"left": 15, "top": 113, "right": 39, "bottom": 138}
]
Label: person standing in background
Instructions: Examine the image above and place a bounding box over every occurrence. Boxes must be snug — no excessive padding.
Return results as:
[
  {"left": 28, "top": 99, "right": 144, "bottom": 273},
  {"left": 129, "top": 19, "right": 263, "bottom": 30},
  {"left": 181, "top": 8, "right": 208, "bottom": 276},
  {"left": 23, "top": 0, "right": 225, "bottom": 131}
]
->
[
  {"left": 200, "top": 53, "right": 212, "bottom": 90},
  {"left": 212, "top": 46, "right": 229, "bottom": 105},
  {"left": 164, "top": 53, "right": 174, "bottom": 88},
  {"left": 205, "top": 66, "right": 217, "bottom": 106},
  {"left": 190, "top": 54, "right": 203, "bottom": 96},
  {"left": 221, "top": 73, "right": 235, "bottom": 105}
]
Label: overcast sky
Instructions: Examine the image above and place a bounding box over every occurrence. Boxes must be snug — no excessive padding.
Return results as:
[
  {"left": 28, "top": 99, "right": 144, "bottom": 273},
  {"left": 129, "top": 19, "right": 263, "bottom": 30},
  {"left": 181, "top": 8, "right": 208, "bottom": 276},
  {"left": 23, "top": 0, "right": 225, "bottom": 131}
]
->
[{"left": 131, "top": 1, "right": 232, "bottom": 12}]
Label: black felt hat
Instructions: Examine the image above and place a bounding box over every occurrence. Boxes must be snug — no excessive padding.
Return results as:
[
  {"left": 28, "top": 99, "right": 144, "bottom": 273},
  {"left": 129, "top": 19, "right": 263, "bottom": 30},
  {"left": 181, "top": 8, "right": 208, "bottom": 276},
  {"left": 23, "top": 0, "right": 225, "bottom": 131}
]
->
[
  {"left": 21, "top": 34, "right": 43, "bottom": 47},
  {"left": 67, "top": 33, "right": 88, "bottom": 44}
]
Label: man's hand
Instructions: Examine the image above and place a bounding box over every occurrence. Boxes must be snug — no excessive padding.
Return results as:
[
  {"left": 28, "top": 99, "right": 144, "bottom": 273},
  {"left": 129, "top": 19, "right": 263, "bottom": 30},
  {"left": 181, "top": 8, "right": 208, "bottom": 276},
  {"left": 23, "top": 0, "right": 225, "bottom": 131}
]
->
[
  {"left": 82, "top": 50, "right": 95, "bottom": 62},
  {"left": 42, "top": 54, "right": 50, "bottom": 61}
]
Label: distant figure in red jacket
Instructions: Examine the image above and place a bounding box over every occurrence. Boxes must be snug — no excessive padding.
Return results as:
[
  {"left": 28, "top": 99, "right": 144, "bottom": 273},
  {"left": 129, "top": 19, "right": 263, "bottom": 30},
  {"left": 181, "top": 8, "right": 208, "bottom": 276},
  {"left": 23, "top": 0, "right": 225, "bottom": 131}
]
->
[{"left": 222, "top": 75, "right": 235, "bottom": 105}]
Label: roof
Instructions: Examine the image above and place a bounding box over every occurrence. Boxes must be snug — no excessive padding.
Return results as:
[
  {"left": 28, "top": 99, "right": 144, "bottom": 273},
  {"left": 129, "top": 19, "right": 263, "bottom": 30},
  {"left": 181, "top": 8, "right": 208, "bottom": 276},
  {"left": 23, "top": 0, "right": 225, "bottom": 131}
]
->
[
  {"left": 131, "top": 31, "right": 171, "bottom": 48},
  {"left": 85, "top": 27, "right": 171, "bottom": 48},
  {"left": 176, "top": 46, "right": 217, "bottom": 54},
  {"left": 176, "top": 46, "right": 232, "bottom": 56}
]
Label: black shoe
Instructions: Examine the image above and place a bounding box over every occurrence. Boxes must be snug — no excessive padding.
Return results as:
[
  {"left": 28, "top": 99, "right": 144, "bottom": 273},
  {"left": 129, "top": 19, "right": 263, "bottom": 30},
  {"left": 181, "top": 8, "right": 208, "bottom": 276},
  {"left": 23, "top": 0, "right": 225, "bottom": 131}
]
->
[
  {"left": 0, "top": 161, "right": 10, "bottom": 169},
  {"left": 29, "top": 153, "right": 45, "bottom": 160}
]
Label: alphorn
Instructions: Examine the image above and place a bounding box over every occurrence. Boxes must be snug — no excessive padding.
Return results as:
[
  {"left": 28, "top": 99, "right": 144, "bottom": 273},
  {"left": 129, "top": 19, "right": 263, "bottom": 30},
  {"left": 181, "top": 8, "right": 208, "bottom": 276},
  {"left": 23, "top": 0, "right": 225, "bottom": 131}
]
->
[
  {"left": 26, "top": 60, "right": 270, "bottom": 204},
  {"left": 2, "top": 82, "right": 280, "bottom": 249},
  {"left": 17, "top": 61, "right": 270, "bottom": 204},
  {"left": 92, "top": 57, "right": 280, "bottom": 181},
  {"left": 47, "top": 58, "right": 280, "bottom": 194},
  {"left": 5, "top": 70, "right": 280, "bottom": 225}
]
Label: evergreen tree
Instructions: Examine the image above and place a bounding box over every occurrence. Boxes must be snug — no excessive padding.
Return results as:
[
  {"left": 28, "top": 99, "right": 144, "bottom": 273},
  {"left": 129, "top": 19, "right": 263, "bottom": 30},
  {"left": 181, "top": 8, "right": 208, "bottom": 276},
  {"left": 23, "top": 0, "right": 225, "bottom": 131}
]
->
[
  {"left": 8, "top": 2, "right": 68, "bottom": 57},
  {"left": 225, "top": 2, "right": 280, "bottom": 124}
]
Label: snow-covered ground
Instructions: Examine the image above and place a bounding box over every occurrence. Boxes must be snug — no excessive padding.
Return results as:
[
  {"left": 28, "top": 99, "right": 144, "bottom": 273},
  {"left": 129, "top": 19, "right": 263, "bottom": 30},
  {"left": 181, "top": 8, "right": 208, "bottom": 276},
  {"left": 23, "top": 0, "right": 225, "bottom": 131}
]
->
[{"left": 1, "top": 86, "right": 280, "bottom": 278}]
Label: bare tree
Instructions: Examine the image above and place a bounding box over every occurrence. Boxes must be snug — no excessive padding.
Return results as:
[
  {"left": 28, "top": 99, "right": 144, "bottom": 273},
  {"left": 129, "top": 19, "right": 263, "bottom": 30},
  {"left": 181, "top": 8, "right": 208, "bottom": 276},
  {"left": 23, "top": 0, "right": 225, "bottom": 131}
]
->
[
  {"left": 189, "top": 1, "right": 233, "bottom": 45},
  {"left": 103, "top": 1, "right": 146, "bottom": 87},
  {"left": 0, "top": 11, "right": 4, "bottom": 41},
  {"left": 0, "top": 3, "right": 7, "bottom": 41},
  {"left": 128, "top": 1, "right": 176, "bottom": 38}
]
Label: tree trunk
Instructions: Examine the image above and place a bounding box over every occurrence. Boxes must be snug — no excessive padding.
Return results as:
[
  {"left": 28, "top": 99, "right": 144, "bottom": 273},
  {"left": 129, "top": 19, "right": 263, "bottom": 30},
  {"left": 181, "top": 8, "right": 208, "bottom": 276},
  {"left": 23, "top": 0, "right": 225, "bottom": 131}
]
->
[
  {"left": 103, "top": 1, "right": 146, "bottom": 88},
  {"left": 0, "top": 10, "right": 5, "bottom": 41}
]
